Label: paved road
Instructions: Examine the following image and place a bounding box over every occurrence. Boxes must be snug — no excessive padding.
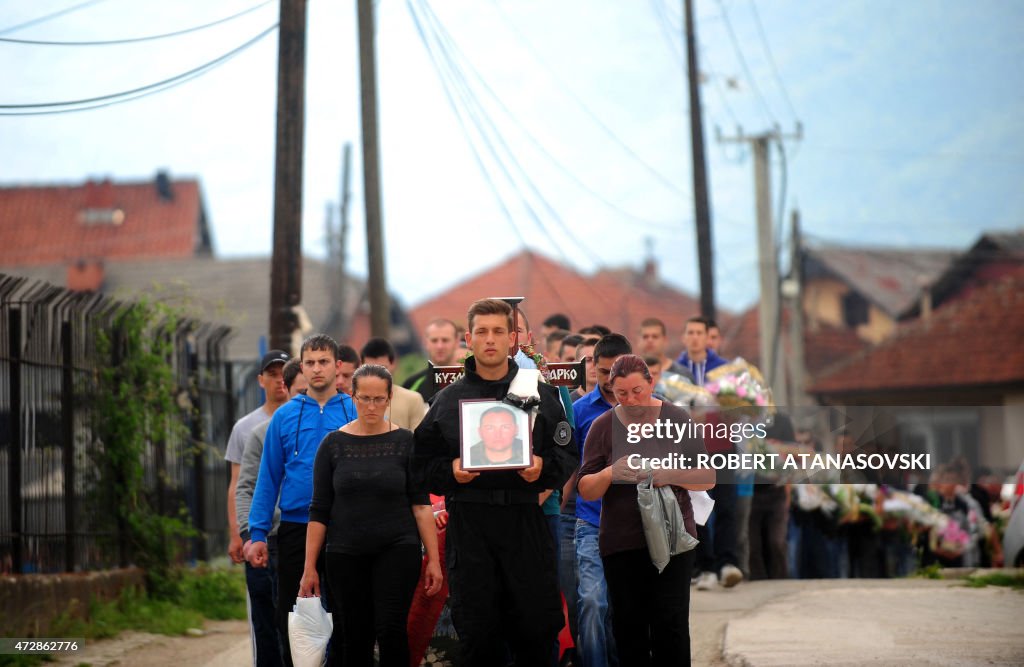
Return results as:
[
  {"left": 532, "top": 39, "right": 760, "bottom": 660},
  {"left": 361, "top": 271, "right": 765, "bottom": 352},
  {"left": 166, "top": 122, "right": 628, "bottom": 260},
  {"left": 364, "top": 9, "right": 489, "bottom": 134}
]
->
[{"left": 56, "top": 576, "right": 1024, "bottom": 666}]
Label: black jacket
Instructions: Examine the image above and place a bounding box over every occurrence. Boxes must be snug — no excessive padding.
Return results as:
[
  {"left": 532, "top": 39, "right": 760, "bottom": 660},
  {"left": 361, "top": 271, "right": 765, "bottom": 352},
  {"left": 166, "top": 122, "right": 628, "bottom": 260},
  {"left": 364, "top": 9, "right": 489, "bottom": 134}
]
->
[{"left": 413, "top": 357, "right": 578, "bottom": 496}]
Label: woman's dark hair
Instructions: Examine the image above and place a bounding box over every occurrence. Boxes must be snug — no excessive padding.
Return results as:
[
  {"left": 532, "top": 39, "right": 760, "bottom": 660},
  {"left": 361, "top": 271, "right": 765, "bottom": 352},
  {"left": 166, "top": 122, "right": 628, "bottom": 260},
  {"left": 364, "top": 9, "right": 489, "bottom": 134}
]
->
[
  {"left": 609, "top": 354, "right": 652, "bottom": 384},
  {"left": 351, "top": 364, "right": 392, "bottom": 395}
]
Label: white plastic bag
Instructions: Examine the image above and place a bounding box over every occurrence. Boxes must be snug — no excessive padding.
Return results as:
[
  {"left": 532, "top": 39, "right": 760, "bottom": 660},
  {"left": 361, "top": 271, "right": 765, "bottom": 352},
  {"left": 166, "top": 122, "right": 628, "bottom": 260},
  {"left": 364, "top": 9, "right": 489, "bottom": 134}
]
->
[{"left": 288, "top": 596, "right": 333, "bottom": 667}]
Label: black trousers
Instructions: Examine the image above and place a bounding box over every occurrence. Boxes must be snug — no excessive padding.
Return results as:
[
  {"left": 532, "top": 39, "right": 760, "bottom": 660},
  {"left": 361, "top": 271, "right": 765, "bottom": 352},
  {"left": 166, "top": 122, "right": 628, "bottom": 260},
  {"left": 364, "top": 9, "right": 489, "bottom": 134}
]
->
[
  {"left": 446, "top": 501, "right": 563, "bottom": 667},
  {"left": 696, "top": 481, "right": 739, "bottom": 573},
  {"left": 325, "top": 546, "right": 422, "bottom": 667},
  {"left": 603, "top": 548, "right": 695, "bottom": 667},
  {"left": 276, "top": 521, "right": 331, "bottom": 667},
  {"left": 748, "top": 485, "right": 788, "bottom": 580}
]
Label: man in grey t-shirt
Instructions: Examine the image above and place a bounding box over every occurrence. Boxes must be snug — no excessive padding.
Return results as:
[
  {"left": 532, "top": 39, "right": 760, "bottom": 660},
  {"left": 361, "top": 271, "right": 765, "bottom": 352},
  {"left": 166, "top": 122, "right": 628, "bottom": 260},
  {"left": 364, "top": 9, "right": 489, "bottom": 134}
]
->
[{"left": 226, "top": 350, "right": 290, "bottom": 564}]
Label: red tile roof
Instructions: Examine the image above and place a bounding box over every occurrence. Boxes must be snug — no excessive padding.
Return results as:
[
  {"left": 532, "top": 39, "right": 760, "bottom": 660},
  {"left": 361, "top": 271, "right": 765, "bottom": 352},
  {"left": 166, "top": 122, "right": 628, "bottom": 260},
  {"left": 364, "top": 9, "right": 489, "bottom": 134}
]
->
[
  {"left": 0, "top": 175, "right": 208, "bottom": 267},
  {"left": 722, "top": 303, "right": 865, "bottom": 378},
  {"left": 809, "top": 275, "right": 1024, "bottom": 394},
  {"left": 408, "top": 249, "right": 710, "bottom": 351}
]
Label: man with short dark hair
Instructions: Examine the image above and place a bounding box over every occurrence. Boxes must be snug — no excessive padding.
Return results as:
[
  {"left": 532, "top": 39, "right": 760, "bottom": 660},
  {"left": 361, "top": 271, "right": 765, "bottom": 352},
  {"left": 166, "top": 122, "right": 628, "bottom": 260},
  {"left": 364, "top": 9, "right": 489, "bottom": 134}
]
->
[
  {"left": 676, "top": 316, "right": 727, "bottom": 385},
  {"left": 225, "top": 349, "right": 289, "bottom": 664},
  {"left": 706, "top": 318, "right": 723, "bottom": 352},
  {"left": 469, "top": 405, "right": 525, "bottom": 466},
  {"left": 335, "top": 344, "right": 359, "bottom": 396},
  {"left": 414, "top": 298, "right": 577, "bottom": 665},
  {"left": 638, "top": 317, "right": 694, "bottom": 382},
  {"left": 573, "top": 333, "right": 632, "bottom": 667},
  {"left": 544, "top": 329, "right": 571, "bottom": 363},
  {"left": 404, "top": 318, "right": 460, "bottom": 402},
  {"left": 542, "top": 312, "right": 571, "bottom": 334},
  {"left": 247, "top": 335, "right": 357, "bottom": 666},
  {"left": 360, "top": 337, "right": 427, "bottom": 430},
  {"left": 226, "top": 350, "right": 291, "bottom": 564},
  {"left": 559, "top": 333, "right": 584, "bottom": 364}
]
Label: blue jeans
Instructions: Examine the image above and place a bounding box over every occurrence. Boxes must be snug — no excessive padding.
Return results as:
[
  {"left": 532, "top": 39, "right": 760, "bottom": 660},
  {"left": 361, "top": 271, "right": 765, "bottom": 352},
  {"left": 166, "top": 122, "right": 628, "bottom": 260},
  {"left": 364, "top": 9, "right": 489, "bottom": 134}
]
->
[
  {"left": 246, "top": 538, "right": 283, "bottom": 667},
  {"left": 558, "top": 514, "right": 579, "bottom": 643},
  {"left": 575, "top": 519, "right": 618, "bottom": 667}
]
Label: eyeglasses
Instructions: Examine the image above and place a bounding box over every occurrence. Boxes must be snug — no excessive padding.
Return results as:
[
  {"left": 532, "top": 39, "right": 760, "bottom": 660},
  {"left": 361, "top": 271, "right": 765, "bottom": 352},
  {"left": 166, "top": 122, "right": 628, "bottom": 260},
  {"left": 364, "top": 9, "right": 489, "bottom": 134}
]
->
[{"left": 354, "top": 395, "right": 389, "bottom": 406}]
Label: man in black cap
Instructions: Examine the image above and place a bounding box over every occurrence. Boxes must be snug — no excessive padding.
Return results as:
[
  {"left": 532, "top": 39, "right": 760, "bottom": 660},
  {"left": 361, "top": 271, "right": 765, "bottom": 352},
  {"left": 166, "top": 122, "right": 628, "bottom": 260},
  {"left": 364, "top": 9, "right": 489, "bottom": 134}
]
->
[{"left": 225, "top": 349, "right": 291, "bottom": 565}]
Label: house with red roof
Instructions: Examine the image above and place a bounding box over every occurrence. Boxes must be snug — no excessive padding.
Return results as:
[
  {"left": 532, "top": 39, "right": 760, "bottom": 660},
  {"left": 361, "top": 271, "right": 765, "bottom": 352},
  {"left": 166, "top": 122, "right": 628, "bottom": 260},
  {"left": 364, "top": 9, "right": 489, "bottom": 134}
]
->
[
  {"left": 408, "top": 249, "right": 714, "bottom": 357},
  {"left": 0, "top": 171, "right": 212, "bottom": 291},
  {"left": 809, "top": 275, "right": 1024, "bottom": 474}
]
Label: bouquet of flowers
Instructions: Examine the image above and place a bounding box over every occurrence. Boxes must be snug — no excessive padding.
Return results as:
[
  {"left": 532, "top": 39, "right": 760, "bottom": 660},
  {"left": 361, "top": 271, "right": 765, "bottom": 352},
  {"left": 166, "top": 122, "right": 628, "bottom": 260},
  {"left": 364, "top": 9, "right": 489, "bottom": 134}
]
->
[
  {"left": 929, "top": 516, "right": 970, "bottom": 559},
  {"left": 658, "top": 371, "right": 716, "bottom": 408},
  {"left": 705, "top": 359, "right": 774, "bottom": 417}
]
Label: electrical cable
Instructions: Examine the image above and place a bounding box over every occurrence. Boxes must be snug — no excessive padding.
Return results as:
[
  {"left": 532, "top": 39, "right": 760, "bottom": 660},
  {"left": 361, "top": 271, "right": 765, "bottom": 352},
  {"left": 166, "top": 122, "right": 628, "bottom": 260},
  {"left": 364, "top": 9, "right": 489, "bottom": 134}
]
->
[
  {"left": 748, "top": 0, "right": 799, "bottom": 123},
  {"left": 0, "top": 24, "right": 278, "bottom": 114},
  {"left": 488, "top": 0, "right": 693, "bottom": 203},
  {"left": 0, "top": 0, "right": 275, "bottom": 46},
  {"left": 422, "top": 0, "right": 682, "bottom": 231},
  {"left": 414, "top": 0, "right": 607, "bottom": 267},
  {"left": 715, "top": 0, "right": 777, "bottom": 127},
  {"left": 0, "top": 0, "right": 106, "bottom": 37}
]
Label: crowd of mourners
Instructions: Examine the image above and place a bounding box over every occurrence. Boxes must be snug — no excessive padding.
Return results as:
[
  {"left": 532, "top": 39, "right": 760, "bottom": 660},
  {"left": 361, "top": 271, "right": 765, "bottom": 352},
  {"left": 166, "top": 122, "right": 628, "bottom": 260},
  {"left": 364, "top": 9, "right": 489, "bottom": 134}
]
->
[{"left": 224, "top": 298, "right": 1008, "bottom": 667}]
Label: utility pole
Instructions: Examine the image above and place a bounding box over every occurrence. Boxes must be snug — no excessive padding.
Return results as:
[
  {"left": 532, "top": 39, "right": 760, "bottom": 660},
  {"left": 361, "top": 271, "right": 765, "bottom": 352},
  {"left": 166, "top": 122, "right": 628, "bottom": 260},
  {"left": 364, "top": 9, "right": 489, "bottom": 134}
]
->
[
  {"left": 718, "top": 125, "right": 801, "bottom": 404},
  {"left": 269, "top": 0, "right": 308, "bottom": 353},
  {"left": 357, "top": 0, "right": 389, "bottom": 338},
  {"left": 785, "top": 209, "right": 807, "bottom": 407},
  {"left": 337, "top": 143, "right": 352, "bottom": 341},
  {"left": 683, "top": 0, "right": 715, "bottom": 320}
]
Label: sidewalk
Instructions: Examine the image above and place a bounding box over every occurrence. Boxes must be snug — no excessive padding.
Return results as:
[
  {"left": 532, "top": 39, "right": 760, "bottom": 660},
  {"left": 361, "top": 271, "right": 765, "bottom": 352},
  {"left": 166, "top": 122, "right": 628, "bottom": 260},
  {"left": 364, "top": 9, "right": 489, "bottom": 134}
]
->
[
  {"left": 53, "top": 577, "right": 1024, "bottom": 666},
  {"left": 691, "top": 576, "right": 1024, "bottom": 666}
]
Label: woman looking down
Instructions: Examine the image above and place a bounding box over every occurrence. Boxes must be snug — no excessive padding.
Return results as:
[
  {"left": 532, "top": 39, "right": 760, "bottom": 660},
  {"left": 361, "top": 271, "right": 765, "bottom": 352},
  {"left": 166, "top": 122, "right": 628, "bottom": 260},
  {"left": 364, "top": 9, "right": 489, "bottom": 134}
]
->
[
  {"left": 299, "top": 365, "right": 442, "bottom": 667},
  {"left": 577, "top": 354, "right": 714, "bottom": 666}
]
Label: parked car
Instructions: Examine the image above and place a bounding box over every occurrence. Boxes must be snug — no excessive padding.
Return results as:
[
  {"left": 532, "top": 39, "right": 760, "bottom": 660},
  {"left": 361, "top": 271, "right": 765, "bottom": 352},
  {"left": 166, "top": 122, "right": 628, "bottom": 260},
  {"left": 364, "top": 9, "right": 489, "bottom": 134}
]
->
[{"left": 1002, "top": 460, "right": 1024, "bottom": 567}]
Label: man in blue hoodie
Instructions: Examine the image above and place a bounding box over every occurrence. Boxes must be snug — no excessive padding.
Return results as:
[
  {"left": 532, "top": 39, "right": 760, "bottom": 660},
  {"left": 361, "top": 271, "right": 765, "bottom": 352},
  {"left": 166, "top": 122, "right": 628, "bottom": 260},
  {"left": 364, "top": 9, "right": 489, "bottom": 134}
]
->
[
  {"left": 676, "top": 316, "right": 727, "bottom": 385},
  {"left": 247, "top": 334, "right": 356, "bottom": 666}
]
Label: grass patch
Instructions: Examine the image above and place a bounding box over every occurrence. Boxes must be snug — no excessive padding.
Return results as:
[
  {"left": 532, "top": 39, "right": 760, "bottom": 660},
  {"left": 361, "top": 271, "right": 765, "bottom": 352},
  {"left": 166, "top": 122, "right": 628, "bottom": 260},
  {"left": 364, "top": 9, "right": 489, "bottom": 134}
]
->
[
  {"left": 0, "top": 565, "right": 246, "bottom": 667},
  {"left": 963, "top": 572, "right": 1024, "bottom": 589},
  {"left": 914, "top": 563, "right": 944, "bottom": 579}
]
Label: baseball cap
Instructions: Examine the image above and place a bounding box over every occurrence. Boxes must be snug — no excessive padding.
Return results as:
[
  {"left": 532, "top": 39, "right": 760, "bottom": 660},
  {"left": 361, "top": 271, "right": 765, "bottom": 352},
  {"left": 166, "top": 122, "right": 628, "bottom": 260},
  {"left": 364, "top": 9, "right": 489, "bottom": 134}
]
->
[{"left": 260, "top": 350, "right": 290, "bottom": 373}]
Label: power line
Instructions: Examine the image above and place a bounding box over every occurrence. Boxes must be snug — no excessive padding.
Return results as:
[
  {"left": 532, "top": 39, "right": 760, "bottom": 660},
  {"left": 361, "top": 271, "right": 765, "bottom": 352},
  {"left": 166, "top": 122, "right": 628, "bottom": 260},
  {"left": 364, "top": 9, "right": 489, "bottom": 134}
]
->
[
  {"left": 0, "top": 0, "right": 275, "bottom": 46},
  {"left": 420, "top": 0, "right": 681, "bottom": 230},
  {"left": 715, "top": 0, "right": 777, "bottom": 126},
  {"left": 411, "top": 0, "right": 608, "bottom": 268},
  {"left": 488, "top": 0, "right": 693, "bottom": 203},
  {"left": 748, "top": 0, "right": 799, "bottom": 123},
  {"left": 0, "top": 24, "right": 278, "bottom": 112},
  {"left": 0, "top": 24, "right": 280, "bottom": 110},
  {"left": 0, "top": 0, "right": 106, "bottom": 37}
]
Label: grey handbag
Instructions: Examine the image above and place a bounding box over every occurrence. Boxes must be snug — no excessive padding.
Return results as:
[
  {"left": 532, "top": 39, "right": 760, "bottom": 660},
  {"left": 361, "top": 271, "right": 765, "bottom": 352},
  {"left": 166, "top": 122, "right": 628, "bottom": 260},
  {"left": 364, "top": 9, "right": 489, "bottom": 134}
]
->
[{"left": 637, "top": 474, "right": 700, "bottom": 573}]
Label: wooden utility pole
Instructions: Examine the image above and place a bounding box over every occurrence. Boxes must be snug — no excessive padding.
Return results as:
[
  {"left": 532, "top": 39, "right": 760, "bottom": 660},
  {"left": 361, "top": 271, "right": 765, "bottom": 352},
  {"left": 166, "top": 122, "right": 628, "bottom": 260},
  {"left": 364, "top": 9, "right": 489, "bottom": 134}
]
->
[
  {"left": 786, "top": 209, "right": 807, "bottom": 407},
  {"left": 683, "top": 0, "right": 715, "bottom": 320},
  {"left": 337, "top": 143, "right": 352, "bottom": 341},
  {"left": 357, "top": 0, "right": 389, "bottom": 338},
  {"left": 718, "top": 126, "right": 800, "bottom": 403},
  {"left": 269, "top": 0, "right": 308, "bottom": 353}
]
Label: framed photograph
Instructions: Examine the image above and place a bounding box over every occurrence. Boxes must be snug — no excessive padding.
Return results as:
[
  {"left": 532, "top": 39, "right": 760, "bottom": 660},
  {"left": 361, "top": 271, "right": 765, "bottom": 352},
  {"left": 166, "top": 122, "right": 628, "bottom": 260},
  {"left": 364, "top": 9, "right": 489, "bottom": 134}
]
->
[{"left": 459, "top": 399, "right": 533, "bottom": 471}]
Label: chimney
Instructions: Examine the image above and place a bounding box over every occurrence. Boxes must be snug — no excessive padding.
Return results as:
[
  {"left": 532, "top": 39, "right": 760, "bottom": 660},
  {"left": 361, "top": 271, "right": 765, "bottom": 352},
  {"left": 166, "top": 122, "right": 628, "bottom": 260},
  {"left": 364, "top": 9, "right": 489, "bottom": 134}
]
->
[
  {"left": 67, "top": 259, "right": 105, "bottom": 292},
  {"left": 642, "top": 237, "right": 657, "bottom": 286},
  {"left": 155, "top": 170, "right": 174, "bottom": 201},
  {"left": 920, "top": 289, "right": 932, "bottom": 328}
]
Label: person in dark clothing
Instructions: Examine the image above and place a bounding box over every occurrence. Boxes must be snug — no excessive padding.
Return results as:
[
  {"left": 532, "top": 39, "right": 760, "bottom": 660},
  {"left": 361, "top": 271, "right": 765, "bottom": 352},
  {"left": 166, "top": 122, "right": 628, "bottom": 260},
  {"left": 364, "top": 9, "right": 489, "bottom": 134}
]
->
[
  {"left": 300, "top": 365, "right": 442, "bottom": 667},
  {"left": 413, "top": 298, "right": 578, "bottom": 666}
]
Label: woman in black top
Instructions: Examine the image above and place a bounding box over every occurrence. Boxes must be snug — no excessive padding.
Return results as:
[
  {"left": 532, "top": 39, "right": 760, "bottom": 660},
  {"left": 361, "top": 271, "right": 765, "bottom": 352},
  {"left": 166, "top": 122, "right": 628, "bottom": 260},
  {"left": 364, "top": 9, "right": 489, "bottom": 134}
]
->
[{"left": 299, "top": 365, "right": 442, "bottom": 667}]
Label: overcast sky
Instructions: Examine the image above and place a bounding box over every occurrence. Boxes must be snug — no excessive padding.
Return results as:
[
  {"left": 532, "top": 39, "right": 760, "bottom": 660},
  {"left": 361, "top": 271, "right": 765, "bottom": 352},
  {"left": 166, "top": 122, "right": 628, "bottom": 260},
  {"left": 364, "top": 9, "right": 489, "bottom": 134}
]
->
[{"left": 2, "top": 0, "right": 1022, "bottom": 314}]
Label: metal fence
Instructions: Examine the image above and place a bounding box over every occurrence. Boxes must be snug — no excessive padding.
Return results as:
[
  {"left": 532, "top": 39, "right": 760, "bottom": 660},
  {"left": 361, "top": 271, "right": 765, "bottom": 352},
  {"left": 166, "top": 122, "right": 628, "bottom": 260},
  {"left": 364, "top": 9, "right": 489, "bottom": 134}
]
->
[{"left": 0, "top": 274, "right": 251, "bottom": 574}]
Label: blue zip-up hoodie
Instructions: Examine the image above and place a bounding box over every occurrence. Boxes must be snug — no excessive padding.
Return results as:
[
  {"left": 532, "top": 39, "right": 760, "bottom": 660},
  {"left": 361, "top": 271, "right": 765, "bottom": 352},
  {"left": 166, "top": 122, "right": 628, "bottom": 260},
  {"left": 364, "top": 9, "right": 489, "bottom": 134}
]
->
[
  {"left": 675, "top": 348, "right": 728, "bottom": 386},
  {"left": 249, "top": 392, "right": 356, "bottom": 544}
]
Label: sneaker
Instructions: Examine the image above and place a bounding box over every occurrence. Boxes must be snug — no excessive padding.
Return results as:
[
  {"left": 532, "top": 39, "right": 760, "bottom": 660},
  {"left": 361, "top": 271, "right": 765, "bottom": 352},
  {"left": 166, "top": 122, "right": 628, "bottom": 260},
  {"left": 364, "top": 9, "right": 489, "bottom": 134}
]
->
[
  {"left": 696, "top": 571, "right": 718, "bottom": 591},
  {"left": 720, "top": 564, "right": 743, "bottom": 588}
]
